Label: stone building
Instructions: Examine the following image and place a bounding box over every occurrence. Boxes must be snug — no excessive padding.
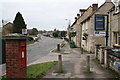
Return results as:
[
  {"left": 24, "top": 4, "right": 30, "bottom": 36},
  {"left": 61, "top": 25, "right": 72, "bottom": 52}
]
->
[
  {"left": 71, "top": 5, "right": 95, "bottom": 47},
  {"left": 81, "top": 0, "right": 114, "bottom": 52},
  {"left": 70, "top": 0, "right": 115, "bottom": 52},
  {"left": 108, "top": 0, "right": 120, "bottom": 47}
]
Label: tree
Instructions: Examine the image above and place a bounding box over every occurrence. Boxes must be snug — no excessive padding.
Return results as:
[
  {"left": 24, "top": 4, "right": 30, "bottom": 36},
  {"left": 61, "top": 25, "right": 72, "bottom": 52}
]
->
[
  {"left": 31, "top": 28, "right": 38, "bottom": 35},
  {"left": 28, "top": 28, "right": 38, "bottom": 36},
  {"left": 52, "top": 31, "right": 59, "bottom": 37},
  {"left": 60, "top": 31, "right": 67, "bottom": 37},
  {"left": 13, "top": 12, "right": 27, "bottom": 33}
]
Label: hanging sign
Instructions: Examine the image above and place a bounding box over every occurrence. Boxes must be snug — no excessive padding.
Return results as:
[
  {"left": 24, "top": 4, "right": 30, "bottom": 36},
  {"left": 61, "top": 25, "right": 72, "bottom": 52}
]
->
[{"left": 94, "top": 15, "right": 105, "bottom": 30}]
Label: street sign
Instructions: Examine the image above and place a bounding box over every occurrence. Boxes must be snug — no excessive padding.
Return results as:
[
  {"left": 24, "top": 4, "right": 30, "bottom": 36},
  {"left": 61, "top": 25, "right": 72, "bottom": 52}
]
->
[
  {"left": 94, "top": 15, "right": 105, "bottom": 30},
  {"left": 22, "top": 29, "right": 27, "bottom": 35},
  {"left": 94, "top": 31, "right": 106, "bottom": 36}
]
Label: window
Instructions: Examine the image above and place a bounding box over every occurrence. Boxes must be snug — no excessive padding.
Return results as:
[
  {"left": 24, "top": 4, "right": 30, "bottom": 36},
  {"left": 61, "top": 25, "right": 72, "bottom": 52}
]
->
[
  {"left": 115, "top": 1, "right": 120, "bottom": 13},
  {"left": 118, "top": 36, "right": 120, "bottom": 45},
  {"left": 82, "top": 23, "right": 84, "bottom": 31},
  {"left": 119, "top": 32, "right": 120, "bottom": 45},
  {"left": 115, "top": 33, "right": 118, "bottom": 44},
  {"left": 86, "top": 21, "right": 88, "bottom": 29},
  {"left": 115, "top": 32, "right": 120, "bottom": 45}
]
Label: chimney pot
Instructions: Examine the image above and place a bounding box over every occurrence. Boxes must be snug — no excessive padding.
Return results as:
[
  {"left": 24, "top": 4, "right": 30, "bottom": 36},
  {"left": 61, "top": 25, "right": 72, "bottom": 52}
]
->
[
  {"left": 92, "top": 4, "right": 98, "bottom": 11},
  {"left": 75, "top": 17, "right": 77, "bottom": 20},
  {"left": 77, "top": 14, "right": 80, "bottom": 17},
  {"left": 79, "top": 9, "right": 86, "bottom": 15},
  {"left": 105, "top": 0, "right": 111, "bottom": 2}
]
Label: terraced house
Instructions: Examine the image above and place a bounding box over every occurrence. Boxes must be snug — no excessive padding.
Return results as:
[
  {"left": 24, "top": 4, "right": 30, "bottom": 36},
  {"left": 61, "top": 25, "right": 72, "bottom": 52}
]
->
[
  {"left": 71, "top": 4, "right": 96, "bottom": 47},
  {"left": 109, "top": 0, "right": 120, "bottom": 47},
  {"left": 70, "top": 0, "right": 118, "bottom": 52}
]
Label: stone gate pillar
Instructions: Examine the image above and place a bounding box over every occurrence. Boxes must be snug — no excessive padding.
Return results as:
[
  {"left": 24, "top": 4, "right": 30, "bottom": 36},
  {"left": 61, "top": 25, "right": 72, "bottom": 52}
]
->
[
  {"left": 95, "top": 44, "right": 101, "bottom": 59},
  {"left": 3, "top": 33, "right": 27, "bottom": 79},
  {"left": 99, "top": 46, "right": 105, "bottom": 64},
  {"left": 104, "top": 47, "right": 111, "bottom": 68}
]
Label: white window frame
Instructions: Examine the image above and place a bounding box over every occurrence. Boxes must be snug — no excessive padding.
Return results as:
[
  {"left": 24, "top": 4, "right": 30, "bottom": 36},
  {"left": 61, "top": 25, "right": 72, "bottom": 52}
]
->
[
  {"left": 86, "top": 21, "right": 88, "bottom": 30},
  {"left": 82, "top": 23, "right": 84, "bottom": 31},
  {"left": 115, "top": 1, "right": 120, "bottom": 13}
]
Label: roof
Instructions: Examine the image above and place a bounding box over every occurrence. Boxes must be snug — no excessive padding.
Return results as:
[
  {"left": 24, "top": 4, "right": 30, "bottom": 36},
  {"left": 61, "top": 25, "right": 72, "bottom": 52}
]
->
[
  {"left": 77, "top": 6, "right": 92, "bottom": 20},
  {"left": 71, "top": 20, "right": 77, "bottom": 27},
  {"left": 81, "top": 2, "right": 114, "bottom": 23}
]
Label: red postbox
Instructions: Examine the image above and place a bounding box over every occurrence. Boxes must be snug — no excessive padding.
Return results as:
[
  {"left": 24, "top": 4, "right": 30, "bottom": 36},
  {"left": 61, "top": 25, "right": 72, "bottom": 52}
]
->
[
  {"left": 4, "top": 34, "right": 27, "bottom": 78},
  {"left": 20, "top": 42, "right": 26, "bottom": 68}
]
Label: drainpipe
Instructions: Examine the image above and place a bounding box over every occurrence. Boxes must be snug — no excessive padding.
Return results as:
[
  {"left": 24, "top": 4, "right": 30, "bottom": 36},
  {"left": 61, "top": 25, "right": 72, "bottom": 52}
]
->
[
  {"left": 107, "top": 9, "right": 113, "bottom": 47},
  {"left": 108, "top": 11, "right": 112, "bottom": 47},
  {"left": 106, "top": 15, "right": 109, "bottom": 46}
]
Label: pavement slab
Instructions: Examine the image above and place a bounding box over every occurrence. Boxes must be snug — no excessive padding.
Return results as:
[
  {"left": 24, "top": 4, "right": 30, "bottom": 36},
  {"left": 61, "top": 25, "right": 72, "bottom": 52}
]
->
[{"left": 40, "top": 41, "right": 119, "bottom": 79}]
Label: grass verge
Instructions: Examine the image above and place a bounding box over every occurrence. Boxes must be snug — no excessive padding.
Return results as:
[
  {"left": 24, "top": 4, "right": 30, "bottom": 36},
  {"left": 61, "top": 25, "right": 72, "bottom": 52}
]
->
[
  {"left": 27, "top": 61, "right": 58, "bottom": 79},
  {"left": 83, "top": 49, "right": 89, "bottom": 54},
  {"left": 1, "top": 61, "right": 58, "bottom": 80},
  {"left": 27, "top": 41, "right": 35, "bottom": 45}
]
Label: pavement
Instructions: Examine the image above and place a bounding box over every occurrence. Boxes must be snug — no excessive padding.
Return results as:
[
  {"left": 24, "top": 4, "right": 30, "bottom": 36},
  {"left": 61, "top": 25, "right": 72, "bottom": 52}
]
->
[
  {"left": 36, "top": 41, "right": 119, "bottom": 79},
  {"left": 0, "top": 39, "right": 119, "bottom": 78}
]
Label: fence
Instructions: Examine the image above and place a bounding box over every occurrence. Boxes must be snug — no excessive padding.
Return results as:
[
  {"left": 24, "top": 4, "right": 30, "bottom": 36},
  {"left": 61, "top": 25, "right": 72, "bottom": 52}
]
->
[{"left": 95, "top": 44, "right": 120, "bottom": 74}]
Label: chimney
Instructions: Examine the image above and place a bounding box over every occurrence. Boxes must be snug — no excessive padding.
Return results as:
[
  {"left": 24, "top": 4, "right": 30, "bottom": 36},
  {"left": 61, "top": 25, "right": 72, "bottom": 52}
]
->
[
  {"left": 105, "top": 0, "right": 111, "bottom": 2},
  {"left": 75, "top": 17, "right": 77, "bottom": 20},
  {"left": 92, "top": 4, "right": 98, "bottom": 12},
  {"left": 79, "top": 9, "right": 86, "bottom": 15},
  {"left": 77, "top": 14, "right": 80, "bottom": 18}
]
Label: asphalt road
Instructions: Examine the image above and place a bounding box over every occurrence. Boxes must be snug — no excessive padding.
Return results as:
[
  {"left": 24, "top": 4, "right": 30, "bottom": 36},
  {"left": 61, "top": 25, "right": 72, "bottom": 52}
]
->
[
  {"left": 27, "top": 35, "right": 62, "bottom": 64},
  {"left": 0, "top": 35, "right": 62, "bottom": 76}
]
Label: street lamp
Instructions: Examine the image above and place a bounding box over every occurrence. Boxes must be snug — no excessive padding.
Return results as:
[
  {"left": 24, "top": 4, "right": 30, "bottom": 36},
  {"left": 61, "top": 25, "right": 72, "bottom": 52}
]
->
[
  {"left": 65, "top": 19, "right": 71, "bottom": 27},
  {"left": 65, "top": 19, "right": 71, "bottom": 41}
]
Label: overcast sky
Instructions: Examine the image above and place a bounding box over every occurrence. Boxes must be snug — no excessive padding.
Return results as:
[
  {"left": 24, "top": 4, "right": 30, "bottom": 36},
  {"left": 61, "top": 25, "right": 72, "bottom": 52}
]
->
[{"left": 0, "top": 0, "right": 113, "bottom": 30}]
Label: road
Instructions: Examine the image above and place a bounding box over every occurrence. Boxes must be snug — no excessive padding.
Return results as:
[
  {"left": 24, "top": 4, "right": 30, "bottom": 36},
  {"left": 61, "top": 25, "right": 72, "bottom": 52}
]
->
[
  {"left": 0, "top": 35, "right": 62, "bottom": 76},
  {"left": 27, "top": 35, "right": 62, "bottom": 64}
]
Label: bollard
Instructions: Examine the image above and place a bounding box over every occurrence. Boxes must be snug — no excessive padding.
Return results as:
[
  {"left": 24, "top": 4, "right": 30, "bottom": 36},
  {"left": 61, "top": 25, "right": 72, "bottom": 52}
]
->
[
  {"left": 86, "top": 55, "right": 90, "bottom": 72},
  {"left": 57, "top": 44, "right": 60, "bottom": 51},
  {"left": 104, "top": 47, "right": 111, "bottom": 68},
  {"left": 81, "top": 48, "right": 83, "bottom": 54},
  {"left": 58, "top": 55, "right": 63, "bottom": 73}
]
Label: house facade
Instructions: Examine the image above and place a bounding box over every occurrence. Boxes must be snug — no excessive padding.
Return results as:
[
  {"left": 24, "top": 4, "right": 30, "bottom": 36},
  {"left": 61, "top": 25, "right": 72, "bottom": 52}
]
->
[
  {"left": 71, "top": 5, "right": 94, "bottom": 47},
  {"left": 81, "top": 1, "right": 114, "bottom": 52},
  {"left": 69, "top": 0, "right": 120, "bottom": 52},
  {"left": 70, "top": 0, "right": 117, "bottom": 52},
  {"left": 109, "top": 0, "right": 120, "bottom": 47}
]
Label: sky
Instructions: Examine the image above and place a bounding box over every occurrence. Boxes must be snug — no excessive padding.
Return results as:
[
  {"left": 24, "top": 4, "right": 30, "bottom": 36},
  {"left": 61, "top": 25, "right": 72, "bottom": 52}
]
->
[{"left": 0, "top": 0, "right": 113, "bottom": 31}]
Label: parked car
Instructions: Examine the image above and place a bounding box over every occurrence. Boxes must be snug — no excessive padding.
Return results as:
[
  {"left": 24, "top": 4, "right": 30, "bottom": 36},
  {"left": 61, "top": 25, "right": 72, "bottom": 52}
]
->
[
  {"left": 112, "top": 49, "right": 120, "bottom": 55},
  {"left": 114, "top": 60, "right": 120, "bottom": 70},
  {"left": 33, "top": 37, "right": 39, "bottom": 41}
]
